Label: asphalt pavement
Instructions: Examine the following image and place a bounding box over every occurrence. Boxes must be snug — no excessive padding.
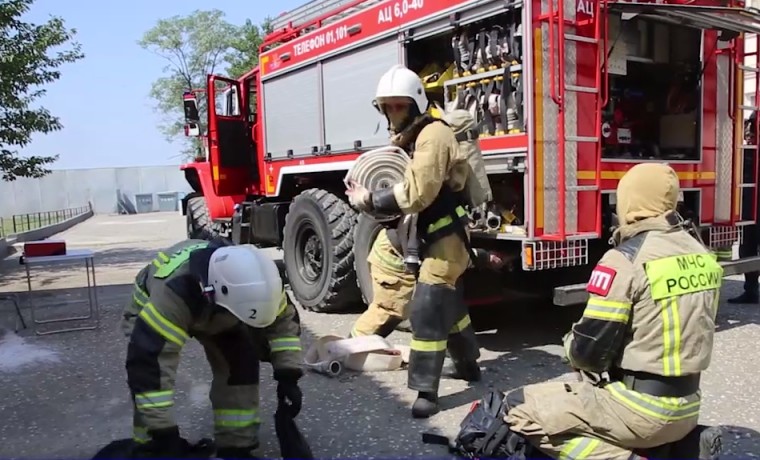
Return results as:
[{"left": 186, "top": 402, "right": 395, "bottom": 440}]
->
[{"left": 0, "top": 212, "right": 758, "bottom": 459}]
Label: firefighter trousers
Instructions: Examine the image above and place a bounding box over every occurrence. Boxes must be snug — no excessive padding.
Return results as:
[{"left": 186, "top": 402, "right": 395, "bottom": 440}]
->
[
  {"left": 350, "top": 261, "right": 416, "bottom": 338},
  {"left": 131, "top": 327, "right": 261, "bottom": 449},
  {"left": 505, "top": 381, "right": 700, "bottom": 460},
  {"left": 407, "top": 233, "right": 479, "bottom": 394}
]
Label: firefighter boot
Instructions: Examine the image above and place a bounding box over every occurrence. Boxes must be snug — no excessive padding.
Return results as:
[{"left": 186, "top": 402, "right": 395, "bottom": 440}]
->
[
  {"left": 408, "top": 283, "right": 458, "bottom": 419},
  {"left": 668, "top": 425, "right": 723, "bottom": 460},
  {"left": 442, "top": 288, "right": 482, "bottom": 382},
  {"left": 215, "top": 443, "right": 260, "bottom": 460}
]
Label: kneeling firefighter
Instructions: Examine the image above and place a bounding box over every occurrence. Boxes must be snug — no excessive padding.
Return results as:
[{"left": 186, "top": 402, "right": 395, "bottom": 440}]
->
[
  {"left": 346, "top": 64, "right": 482, "bottom": 418},
  {"left": 497, "top": 163, "right": 723, "bottom": 459},
  {"left": 120, "top": 239, "right": 304, "bottom": 458}
]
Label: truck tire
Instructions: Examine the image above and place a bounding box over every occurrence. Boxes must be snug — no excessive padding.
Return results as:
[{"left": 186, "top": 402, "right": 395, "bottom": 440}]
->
[
  {"left": 186, "top": 196, "right": 213, "bottom": 240},
  {"left": 283, "top": 188, "right": 361, "bottom": 312},
  {"left": 353, "top": 214, "right": 413, "bottom": 333}
]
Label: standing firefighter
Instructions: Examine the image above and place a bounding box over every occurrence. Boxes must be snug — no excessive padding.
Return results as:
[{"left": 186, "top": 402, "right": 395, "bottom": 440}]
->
[
  {"left": 498, "top": 163, "right": 723, "bottom": 459},
  {"left": 120, "top": 239, "right": 304, "bottom": 459},
  {"left": 346, "top": 64, "right": 480, "bottom": 418}
]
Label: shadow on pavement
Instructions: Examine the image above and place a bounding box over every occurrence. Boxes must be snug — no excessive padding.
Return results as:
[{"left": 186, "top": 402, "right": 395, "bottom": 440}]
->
[{"left": 715, "top": 279, "right": 760, "bottom": 333}]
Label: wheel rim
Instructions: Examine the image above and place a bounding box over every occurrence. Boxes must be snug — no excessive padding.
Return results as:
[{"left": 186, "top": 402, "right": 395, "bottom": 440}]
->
[{"left": 295, "top": 222, "right": 324, "bottom": 285}]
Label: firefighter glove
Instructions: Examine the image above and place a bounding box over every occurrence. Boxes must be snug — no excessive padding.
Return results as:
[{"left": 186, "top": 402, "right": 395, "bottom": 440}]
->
[
  {"left": 346, "top": 180, "right": 373, "bottom": 212},
  {"left": 277, "top": 380, "right": 303, "bottom": 417}
]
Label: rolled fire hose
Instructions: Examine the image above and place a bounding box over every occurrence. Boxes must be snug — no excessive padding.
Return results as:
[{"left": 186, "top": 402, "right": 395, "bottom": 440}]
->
[{"left": 344, "top": 146, "right": 410, "bottom": 222}]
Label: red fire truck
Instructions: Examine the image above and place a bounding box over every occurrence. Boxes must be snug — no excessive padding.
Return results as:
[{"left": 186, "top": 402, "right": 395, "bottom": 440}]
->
[{"left": 179, "top": 0, "right": 760, "bottom": 313}]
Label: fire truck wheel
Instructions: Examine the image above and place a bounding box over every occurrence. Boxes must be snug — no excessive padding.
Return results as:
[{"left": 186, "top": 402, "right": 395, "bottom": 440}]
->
[
  {"left": 283, "top": 188, "right": 362, "bottom": 313},
  {"left": 186, "top": 196, "right": 213, "bottom": 240}
]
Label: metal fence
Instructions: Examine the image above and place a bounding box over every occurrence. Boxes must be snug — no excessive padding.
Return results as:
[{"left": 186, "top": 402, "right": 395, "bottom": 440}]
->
[{"left": 0, "top": 203, "right": 92, "bottom": 237}]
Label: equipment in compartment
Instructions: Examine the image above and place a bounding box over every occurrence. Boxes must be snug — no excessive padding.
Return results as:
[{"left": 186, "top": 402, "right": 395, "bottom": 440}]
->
[
  {"left": 433, "top": 8, "right": 524, "bottom": 138},
  {"left": 468, "top": 173, "right": 525, "bottom": 236},
  {"left": 601, "top": 16, "right": 701, "bottom": 161}
]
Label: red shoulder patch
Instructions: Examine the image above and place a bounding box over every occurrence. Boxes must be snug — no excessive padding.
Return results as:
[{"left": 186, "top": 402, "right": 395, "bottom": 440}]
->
[{"left": 586, "top": 265, "right": 617, "bottom": 297}]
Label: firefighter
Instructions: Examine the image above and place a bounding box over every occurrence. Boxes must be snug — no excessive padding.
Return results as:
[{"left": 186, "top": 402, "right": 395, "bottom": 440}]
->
[
  {"left": 349, "top": 225, "right": 506, "bottom": 339},
  {"left": 728, "top": 110, "right": 760, "bottom": 304},
  {"left": 120, "top": 239, "right": 303, "bottom": 459},
  {"left": 346, "top": 64, "right": 480, "bottom": 418},
  {"left": 499, "top": 163, "right": 723, "bottom": 460},
  {"left": 348, "top": 225, "right": 417, "bottom": 338}
]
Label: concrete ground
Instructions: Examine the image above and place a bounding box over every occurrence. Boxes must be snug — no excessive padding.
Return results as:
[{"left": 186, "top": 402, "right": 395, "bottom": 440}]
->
[{"left": 0, "top": 212, "right": 759, "bottom": 459}]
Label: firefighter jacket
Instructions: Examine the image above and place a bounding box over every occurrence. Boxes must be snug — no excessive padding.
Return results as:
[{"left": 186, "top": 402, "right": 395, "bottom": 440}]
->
[
  {"left": 367, "top": 228, "right": 405, "bottom": 273},
  {"left": 373, "top": 114, "right": 471, "bottom": 247},
  {"left": 123, "top": 239, "right": 303, "bottom": 431},
  {"left": 564, "top": 213, "right": 722, "bottom": 378}
]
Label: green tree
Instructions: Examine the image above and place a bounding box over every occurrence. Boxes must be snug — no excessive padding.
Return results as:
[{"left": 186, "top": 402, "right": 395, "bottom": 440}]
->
[
  {"left": 0, "top": 0, "right": 84, "bottom": 181},
  {"left": 139, "top": 9, "right": 237, "bottom": 160},
  {"left": 227, "top": 17, "right": 274, "bottom": 79}
]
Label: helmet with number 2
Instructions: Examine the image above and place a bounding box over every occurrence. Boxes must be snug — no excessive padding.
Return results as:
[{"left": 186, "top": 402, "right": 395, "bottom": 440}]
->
[{"left": 207, "top": 245, "right": 283, "bottom": 328}]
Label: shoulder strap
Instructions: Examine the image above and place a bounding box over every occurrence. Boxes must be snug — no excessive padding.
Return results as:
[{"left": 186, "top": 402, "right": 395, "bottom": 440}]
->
[{"left": 614, "top": 232, "right": 649, "bottom": 263}]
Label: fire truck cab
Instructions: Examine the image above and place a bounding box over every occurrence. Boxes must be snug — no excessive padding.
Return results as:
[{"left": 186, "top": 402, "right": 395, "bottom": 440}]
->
[{"left": 180, "top": 0, "right": 760, "bottom": 313}]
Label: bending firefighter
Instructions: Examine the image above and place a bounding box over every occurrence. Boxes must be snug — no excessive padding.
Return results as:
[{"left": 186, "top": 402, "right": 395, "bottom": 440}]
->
[
  {"left": 498, "top": 163, "right": 723, "bottom": 459},
  {"left": 120, "top": 239, "right": 304, "bottom": 458},
  {"left": 346, "top": 64, "right": 481, "bottom": 418}
]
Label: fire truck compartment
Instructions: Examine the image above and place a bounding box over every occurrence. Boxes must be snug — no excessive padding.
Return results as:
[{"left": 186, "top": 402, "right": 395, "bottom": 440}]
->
[{"left": 602, "top": 14, "right": 704, "bottom": 162}]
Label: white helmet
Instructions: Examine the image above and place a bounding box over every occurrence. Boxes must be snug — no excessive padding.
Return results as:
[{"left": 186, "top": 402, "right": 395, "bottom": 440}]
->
[
  {"left": 374, "top": 64, "right": 428, "bottom": 114},
  {"left": 207, "top": 244, "right": 283, "bottom": 328}
]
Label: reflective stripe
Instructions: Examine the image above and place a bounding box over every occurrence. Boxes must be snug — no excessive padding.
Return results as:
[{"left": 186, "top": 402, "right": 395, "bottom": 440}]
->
[
  {"left": 213, "top": 409, "right": 260, "bottom": 428},
  {"left": 276, "top": 292, "right": 288, "bottom": 317},
  {"left": 133, "top": 283, "right": 149, "bottom": 307},
  {"left": 426, "top": 205, "right": 468, "bottom": 234},
  {"left": 133, "top": 426, "right": 150, "bottom": 444},
  {"left": 138, "top": 302, "right": 189, "bottom": 346},
  {"left": 606, "top": 381, "right": 700, "bottom": 421},
  {"left": 583, "top": 298, "right": 631, "bottom": 323},
  {"left": 410, "top": 338, "right": 447, "bottom": 352},
  {"left": 154, "top": 242, "right": 209, "bottom": 279},
  {"left": 270, "top": 336, "right": 301, "bottom": 352},
  {"left": 135, "top": 390, "right": 174, "bottom": 409},
  {"left": 157, "top": 252, "right": 170, "bottom": 262},
  {"left": 559, "top": 436, "right": 601, "bottom": 460},
  {"left": 661, "top": 297, "right": 682, "bottom": 376},
  {"left": 644, "top": 253, "right": 723, "bottom": 301},
  {"left": 450, "top": 315, "right": 471, "bottom": 333},
  {"left": 371, "top": 242, "right": 405, "bottom": 271}
]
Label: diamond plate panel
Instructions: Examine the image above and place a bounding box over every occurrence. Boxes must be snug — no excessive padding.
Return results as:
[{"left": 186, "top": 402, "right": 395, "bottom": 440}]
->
[
  {"left": 715, "top": 55, "right": 733, "bottom": 222},
  {"left": 542, "top": 20, "right": 559, "bottom": 235},
  {"left": 564, "top": 19, "right": 578, "bottom": 235}
]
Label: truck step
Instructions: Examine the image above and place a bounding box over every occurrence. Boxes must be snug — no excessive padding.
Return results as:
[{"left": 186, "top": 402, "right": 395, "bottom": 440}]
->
[
  {"left": 740, "top": 105, "right": 760, "bottom": 111},
  {"left": 739, "top": 65, "right": 760, "bottom": 74},
  {"left": 565, "top": 84, "right": 598, "bottom": 94},
  {"left": 564, "top": 33, "right": 598, "bottom": 44},
  {"left": 565, "top": 135, "right": 599, "bottom": 142}
]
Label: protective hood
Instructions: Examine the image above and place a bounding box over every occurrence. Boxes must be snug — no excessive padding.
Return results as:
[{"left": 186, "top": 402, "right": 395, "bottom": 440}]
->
[{"left": 616, "top": 163, "right": 680, "bottom": 225}]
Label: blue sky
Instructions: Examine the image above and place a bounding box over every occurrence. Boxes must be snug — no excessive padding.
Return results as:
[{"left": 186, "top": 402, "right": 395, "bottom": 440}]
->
[{"left": 20, "top": 0, "right": 306, "bottom": 170}]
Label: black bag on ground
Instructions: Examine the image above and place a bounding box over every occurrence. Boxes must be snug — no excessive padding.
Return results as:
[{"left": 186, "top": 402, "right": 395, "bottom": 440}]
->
[{"left": 422, "top": 390, "right": 529, "bottom": 459}]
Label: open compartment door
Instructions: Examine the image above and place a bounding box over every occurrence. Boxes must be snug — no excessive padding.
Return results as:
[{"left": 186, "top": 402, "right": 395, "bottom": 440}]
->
[
  {"left": 606, "top": 3, "right": 760, "bottom": 35},
  {"left": 207, "top": 75, "right": 254, "bottom": 197}
]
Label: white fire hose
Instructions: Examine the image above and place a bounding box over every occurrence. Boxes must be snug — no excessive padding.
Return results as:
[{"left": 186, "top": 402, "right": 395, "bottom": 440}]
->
[{"left": 344, "top": 145, "right": 410, "bottom": 222}]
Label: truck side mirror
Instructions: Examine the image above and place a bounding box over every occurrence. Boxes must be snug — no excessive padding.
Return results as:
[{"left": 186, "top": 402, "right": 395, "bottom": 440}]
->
[{"left": 183, "top": 91, "right": 200, "bottom": 123}]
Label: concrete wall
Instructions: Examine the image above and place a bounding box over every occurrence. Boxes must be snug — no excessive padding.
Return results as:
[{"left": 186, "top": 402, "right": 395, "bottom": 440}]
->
[{"left": 0, "top": 165, "right": 193, "bottom": 216}]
